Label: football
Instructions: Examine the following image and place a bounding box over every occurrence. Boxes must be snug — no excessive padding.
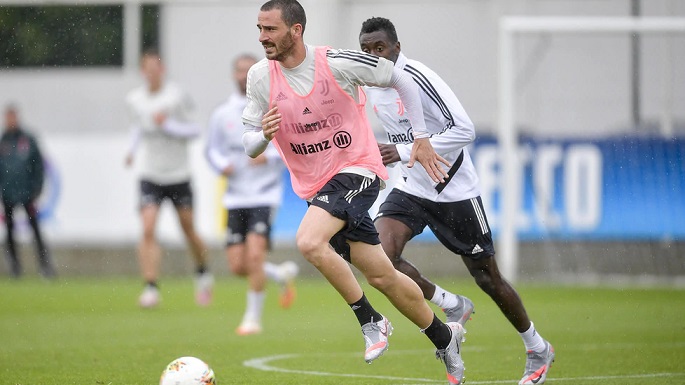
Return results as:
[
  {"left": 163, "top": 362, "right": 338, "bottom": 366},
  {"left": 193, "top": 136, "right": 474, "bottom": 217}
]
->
[{"left": 159, "top": 356, "right": 216, "bottom": 385}]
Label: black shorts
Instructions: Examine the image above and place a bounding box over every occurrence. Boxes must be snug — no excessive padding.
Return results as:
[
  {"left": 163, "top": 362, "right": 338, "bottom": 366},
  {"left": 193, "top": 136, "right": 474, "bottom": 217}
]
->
[
  {"left": 309, "top": 173, "right": 381, "bottom": 262},
  {"left": 375, "top": 189, "right": 495, "bottom": 259},
  {"left": 139, "top": 180, "right": 193, "bottom": 209},
  {"left": 226, "top": 206, "right": 273, "bottom": 247}
]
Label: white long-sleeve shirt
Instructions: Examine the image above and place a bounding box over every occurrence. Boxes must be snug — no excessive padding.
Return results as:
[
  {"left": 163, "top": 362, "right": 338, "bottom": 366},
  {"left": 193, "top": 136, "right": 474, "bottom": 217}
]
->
[
  {"left": 366, "top": 52, "right": 480, "bottom": 202},
  {"left": 125, "top": 81, "right": 201, "bottom": 184},
  {"left": 206, "top": 93, "right": 284, "bottom": 209}
]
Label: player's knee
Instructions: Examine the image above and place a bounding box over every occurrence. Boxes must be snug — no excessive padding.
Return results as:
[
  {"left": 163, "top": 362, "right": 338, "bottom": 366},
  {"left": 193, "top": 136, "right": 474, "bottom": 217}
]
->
[
  {"left": 227, "top": 254, "right": 248, "bottom": 275},
  {"left": 366, "top": 269, "right": 397, "bottom": 292},
  {"left": 388, "top": 254, "right": 404, "bottom": 269},
  {"left": 245, "top": 253, "right": 264, "bottom": 270},
  {"left": 295, "top": 237, "right": 326, "bottom": 265},
  {"left": 295, "top": 236, "right": 314, "bottom": 255},
  {"left": 366, "top": 275, "right": 387, "bottom": 291},
  {"left": 471, "top": 269, "right": 497, "bottom": 294}
]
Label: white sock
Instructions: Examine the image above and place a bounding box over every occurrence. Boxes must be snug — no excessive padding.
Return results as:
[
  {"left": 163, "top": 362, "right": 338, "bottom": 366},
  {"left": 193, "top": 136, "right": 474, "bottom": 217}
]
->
[
  {"left": 430, "top": 285, "right": 460, "bottom": 309},
  {"left": 519, "top": 321, "right": 546, "bottom": 352},
  {"left": 244, "top": 290, "right": 265, "bottom": 323},
  {"left": 263, "top": 262, "right": 282, "bottom": 283}
]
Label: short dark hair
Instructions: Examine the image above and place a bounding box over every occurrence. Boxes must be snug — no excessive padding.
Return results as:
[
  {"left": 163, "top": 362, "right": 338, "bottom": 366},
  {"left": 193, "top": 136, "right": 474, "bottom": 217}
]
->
[
  {"left": 142, "top": 47, "right": 161, "bottom": 58},
  {"left": 359, "top": 17, "right": 398, "bottom": 43},
  {"left": 261, "top": 0, "right": 306, "bottom": 35}
]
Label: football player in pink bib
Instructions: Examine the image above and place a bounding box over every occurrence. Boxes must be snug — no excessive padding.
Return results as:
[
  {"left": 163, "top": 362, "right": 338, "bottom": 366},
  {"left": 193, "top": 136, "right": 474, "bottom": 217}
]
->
[{"left": 241, "top": 1, "right": 466, "bottom": 384}]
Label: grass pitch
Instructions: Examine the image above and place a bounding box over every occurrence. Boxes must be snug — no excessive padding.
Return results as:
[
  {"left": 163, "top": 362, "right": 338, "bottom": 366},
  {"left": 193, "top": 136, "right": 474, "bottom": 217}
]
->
[{"left": 1, "top": 275, "right": 684, "bottom": 385}]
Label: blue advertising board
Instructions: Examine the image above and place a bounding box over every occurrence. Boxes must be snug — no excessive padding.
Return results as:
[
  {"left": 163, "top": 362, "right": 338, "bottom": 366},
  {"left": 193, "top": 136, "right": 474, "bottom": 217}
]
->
[{"left": 271, "top": 136, "right": 685, "bottom": 242}]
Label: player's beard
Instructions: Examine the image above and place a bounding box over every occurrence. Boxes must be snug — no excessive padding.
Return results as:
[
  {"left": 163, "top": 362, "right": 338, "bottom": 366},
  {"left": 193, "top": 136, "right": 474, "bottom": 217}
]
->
[{"left": 265, "top": 31, "right": 295, "bottom": 62}]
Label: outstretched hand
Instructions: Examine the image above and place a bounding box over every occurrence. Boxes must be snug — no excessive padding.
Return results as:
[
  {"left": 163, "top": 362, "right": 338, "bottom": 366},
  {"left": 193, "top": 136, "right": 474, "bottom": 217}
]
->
[{"left": 407, "top": 138, "right": 450, "bottom": 183}]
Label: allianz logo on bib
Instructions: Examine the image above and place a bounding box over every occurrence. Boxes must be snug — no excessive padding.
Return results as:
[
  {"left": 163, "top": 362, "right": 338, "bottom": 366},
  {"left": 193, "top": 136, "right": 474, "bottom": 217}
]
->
[
  {"left": 290, "top": 140, "right": 331, "bottom": 155},
  {"left": 289, "top": 131, "right": 352, "bottom": 155},
  {"left": 283, "top": 113, "right": 344, "bottom": 134}
]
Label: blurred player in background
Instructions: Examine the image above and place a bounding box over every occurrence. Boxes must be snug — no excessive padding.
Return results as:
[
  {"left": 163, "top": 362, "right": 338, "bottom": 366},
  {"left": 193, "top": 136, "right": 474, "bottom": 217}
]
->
[
  {"left": 359, "top": 17, "right": 555, "bottom": 385},
  {"left": 206, "top": 53, "right": 299, "bottom": 336},
  {"left": 1, "top": 104, "right": 56, "bottom": 279},
  {"left": 243, "top": 1, "right": 466, "bottom": 383},
  {"left": 124, "top": 48, "right": 213, "bottom": 308}
]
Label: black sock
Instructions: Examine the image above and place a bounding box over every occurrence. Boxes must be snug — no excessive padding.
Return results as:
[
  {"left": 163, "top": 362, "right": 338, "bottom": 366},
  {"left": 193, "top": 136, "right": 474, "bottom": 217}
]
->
[
  {"left": 146, "top": 281, "right": 158, "bottom": 289},
  {"left": 196, "top": 265, "right": 207, "bottom": 275},
  {"left": 422, "top": 315, "right": 452, "bottom": 350},
  {"left": 349, "top": 293, "right": 383, "bottom": 327}
]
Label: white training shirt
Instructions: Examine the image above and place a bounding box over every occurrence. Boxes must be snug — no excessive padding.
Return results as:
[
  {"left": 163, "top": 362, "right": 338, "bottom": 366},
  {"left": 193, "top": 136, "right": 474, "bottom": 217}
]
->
[
  {"left": 125, "top": 81, "right": 200, "bottom": 185},
  {"left": 206, "top": 93, "right": 285, "bottom": 209},
  {"left": 365, "top": 52, "right": 481, "bottom": 203}
]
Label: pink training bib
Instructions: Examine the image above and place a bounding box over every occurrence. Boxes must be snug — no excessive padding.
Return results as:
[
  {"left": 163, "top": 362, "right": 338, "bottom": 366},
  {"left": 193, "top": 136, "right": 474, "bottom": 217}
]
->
[{"left": 268, "top": 46, "right": 388, "bottom": 199}]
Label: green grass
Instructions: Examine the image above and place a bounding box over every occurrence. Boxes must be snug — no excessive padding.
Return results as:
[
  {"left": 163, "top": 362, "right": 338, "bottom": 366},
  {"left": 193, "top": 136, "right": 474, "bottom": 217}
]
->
[{"left": 1, "top": 276, "right": 684, "bottom": 385}]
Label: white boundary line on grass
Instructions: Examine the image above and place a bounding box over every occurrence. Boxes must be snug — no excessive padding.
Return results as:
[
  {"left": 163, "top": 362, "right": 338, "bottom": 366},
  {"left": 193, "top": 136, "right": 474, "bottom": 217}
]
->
[
  {"left": 243, "top": 352, "right": 685, "bottom": 384},
  {"left": 243, "top": 354, "right": 435, "bottom": 383}
]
